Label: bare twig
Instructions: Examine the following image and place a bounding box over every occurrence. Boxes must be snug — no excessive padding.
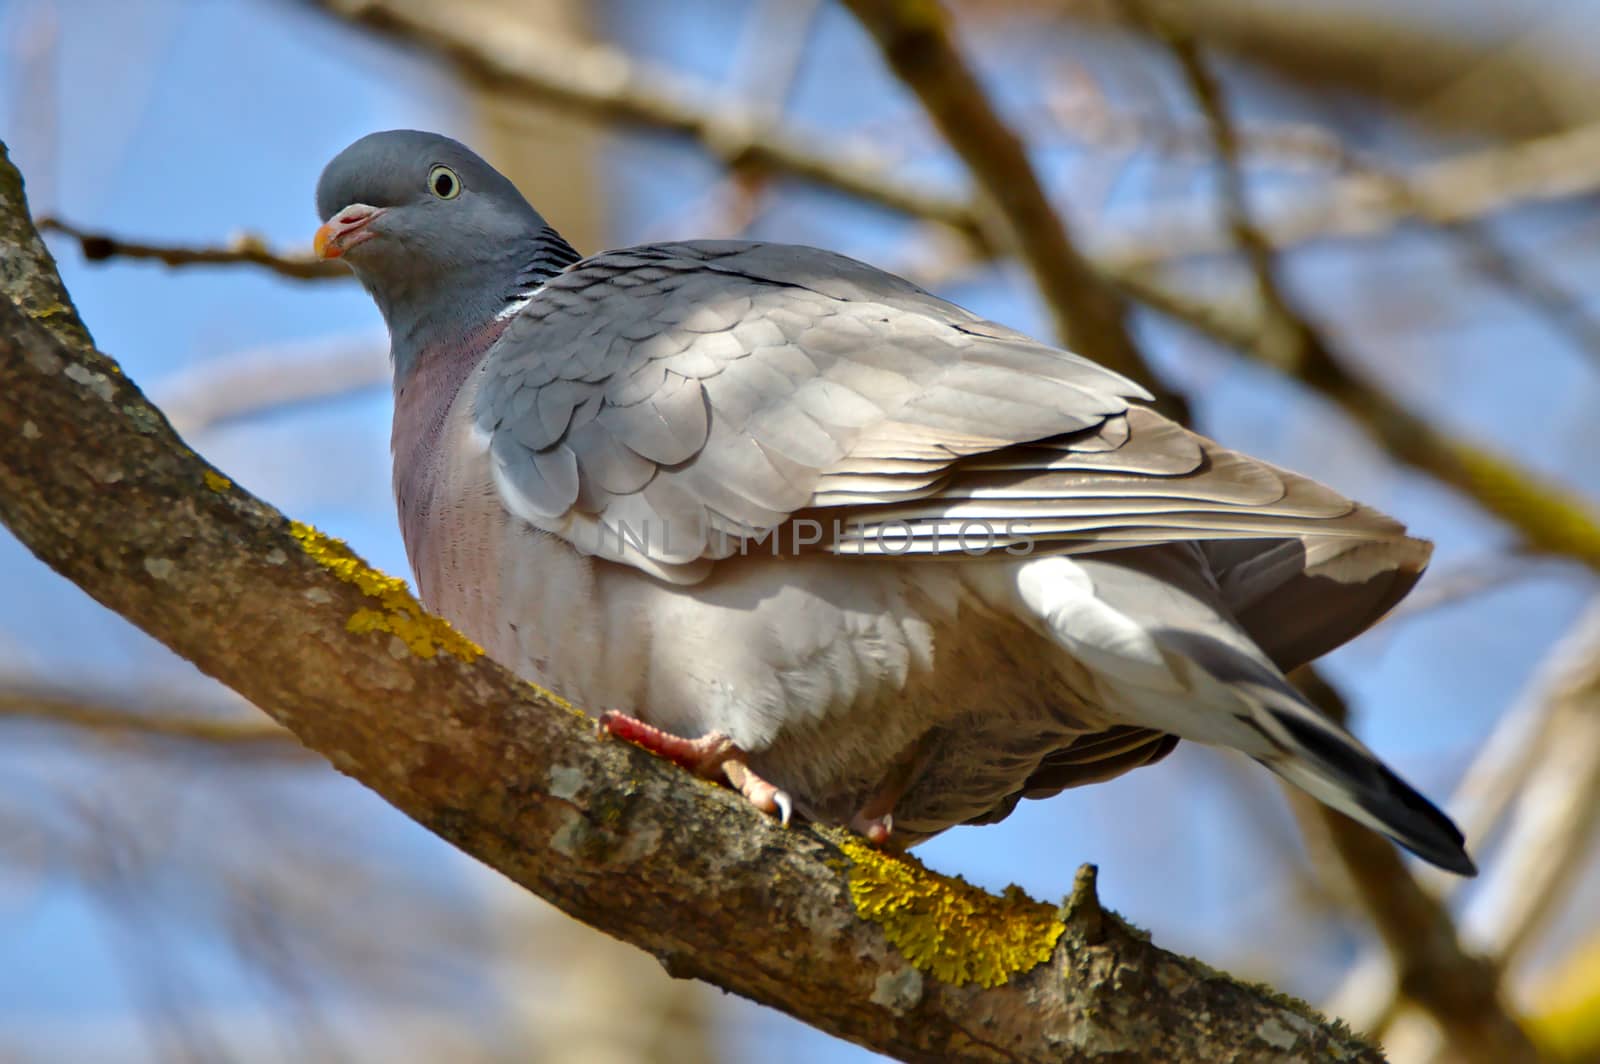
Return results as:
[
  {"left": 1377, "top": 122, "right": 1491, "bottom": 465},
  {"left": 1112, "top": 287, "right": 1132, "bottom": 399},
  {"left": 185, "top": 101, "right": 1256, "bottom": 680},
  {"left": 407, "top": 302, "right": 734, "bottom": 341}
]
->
[
  {"left": 840, "top": 0, "right": 1181, "bottom": 415},
  {"left": 38, "top": 216, "right": 343, "bottom": 280},
  {"left": 1097, "top": 121, "right": 1600, "bottom": 272},
  {"left": 1457, "top": 601, "right": 1600, "bottom": 967},
  {"left": 1126, "top": 0, "right": 1316, "bottom": 370},
  {"left": 0, "top": 681, "right": 299, "bottom": 749},
  {"left": 730, "top": 0, "right": 824, "bottom": 121},
  {"left": 1113, "top": 12, "right": 1600, "bottom": 574},
  {"left": 642, "top": 0, "right": 823, "bottom": 244},
  {"left": 1439, "top": 219, "right": 1600, "bottom": 370},
  {"left": 1059, "top": 0, "right": 1600, "bottom": 140}
]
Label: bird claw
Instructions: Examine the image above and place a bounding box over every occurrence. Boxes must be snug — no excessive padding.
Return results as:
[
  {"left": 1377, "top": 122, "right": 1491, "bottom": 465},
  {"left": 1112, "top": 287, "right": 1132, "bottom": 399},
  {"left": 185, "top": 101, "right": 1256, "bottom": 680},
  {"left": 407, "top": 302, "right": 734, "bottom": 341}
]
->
[
  {"left": 596, "top": 709, "right": 793, "bottom": 828},
  {"left": 850, "top": 810, "right": 894, "bottom": 845},
  {"left": 720, "top": 757, "right": 792, "bottom": 827}
]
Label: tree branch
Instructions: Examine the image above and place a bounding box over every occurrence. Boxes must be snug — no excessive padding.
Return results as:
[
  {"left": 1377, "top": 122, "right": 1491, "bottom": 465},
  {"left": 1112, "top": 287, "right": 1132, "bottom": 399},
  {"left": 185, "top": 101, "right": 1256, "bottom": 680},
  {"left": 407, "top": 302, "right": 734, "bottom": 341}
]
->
[
  {"left": 1099, "top": 120, "right": 1600, "bottom": 266},
  {"left": 1058, "top": 0, "right": 1600, "bottom": 140},
  {"left": 0, "top": 142, "right": 1378, "bottom": 1062},
  {"left": 0, "top": 677, "right": 302, "bottom": 751},
  {"left": 838, "top": 0, "right": 1181, "bottom": 417},
  {"left": 150, "top": 336, "right": 388, "bottom": 436},
  {"left": 38, "top": 217, "right": 343, "bottom": 280}
]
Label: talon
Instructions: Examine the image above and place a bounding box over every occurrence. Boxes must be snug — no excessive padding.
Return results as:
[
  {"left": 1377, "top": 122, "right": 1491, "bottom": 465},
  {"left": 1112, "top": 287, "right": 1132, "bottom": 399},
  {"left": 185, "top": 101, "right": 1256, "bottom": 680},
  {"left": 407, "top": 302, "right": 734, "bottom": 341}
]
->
[
  {"left": 593, "top": 710, "right": 793, "bottom": 826},
  {"left": 851, "top": 810, "right": 894, "bottom": 844}
]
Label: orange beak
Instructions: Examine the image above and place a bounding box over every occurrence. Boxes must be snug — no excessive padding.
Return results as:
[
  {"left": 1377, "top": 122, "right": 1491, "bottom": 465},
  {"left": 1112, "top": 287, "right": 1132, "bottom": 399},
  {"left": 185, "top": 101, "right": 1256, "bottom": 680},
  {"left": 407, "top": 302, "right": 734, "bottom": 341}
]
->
[{"left": 314, "top": 204, "right": 384, "bottom": 259}]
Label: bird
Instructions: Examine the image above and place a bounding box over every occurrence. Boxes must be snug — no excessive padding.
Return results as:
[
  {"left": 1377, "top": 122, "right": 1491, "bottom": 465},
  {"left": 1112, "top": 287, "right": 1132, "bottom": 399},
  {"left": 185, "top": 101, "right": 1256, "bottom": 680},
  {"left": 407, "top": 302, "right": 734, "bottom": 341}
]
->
[{"left": 314, "top": 129, "right": 1475, "bottom": 876}]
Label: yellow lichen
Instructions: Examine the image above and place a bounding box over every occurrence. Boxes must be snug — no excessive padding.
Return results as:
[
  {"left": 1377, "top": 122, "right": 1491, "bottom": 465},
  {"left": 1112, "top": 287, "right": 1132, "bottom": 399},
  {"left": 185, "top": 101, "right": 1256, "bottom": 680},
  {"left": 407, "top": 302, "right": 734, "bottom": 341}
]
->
[
  {"left": 203, "top": 470, "right": 232, "bottom": 492},
  {"left": 840, "top": 836, "right": 1064, "bottom": 988},
  {"left": 289, "top": 520, "right": 482, "bottom": 662},
  {"left": 29, "top": 300, "right": 74, "bottom": 321},
  {"left": 523, "top": 681, "right": 586, "bottom": 720}
]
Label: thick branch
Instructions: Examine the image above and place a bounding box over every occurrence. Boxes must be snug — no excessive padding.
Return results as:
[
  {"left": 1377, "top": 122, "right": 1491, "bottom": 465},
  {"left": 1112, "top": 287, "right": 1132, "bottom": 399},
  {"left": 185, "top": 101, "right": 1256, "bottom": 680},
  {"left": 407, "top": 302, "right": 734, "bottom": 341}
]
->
[{"left": 0, "top": 143, "right": 1375, "bottom": 1062}]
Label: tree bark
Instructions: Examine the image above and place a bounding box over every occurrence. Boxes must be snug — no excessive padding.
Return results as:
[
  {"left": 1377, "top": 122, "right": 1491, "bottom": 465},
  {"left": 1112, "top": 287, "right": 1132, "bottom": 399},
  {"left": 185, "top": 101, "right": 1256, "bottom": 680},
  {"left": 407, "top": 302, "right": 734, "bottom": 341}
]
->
[{"left": 0, "top": 141, "right": 1379, "bottom": 1063}]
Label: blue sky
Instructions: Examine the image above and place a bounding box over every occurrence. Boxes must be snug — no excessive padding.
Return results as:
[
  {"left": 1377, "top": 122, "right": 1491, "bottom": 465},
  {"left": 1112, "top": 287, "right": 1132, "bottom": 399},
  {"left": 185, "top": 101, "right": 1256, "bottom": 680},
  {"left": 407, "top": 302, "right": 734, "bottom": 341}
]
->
[{"left": 2, "top": 1, "right": 1596, "bottom": 1060}]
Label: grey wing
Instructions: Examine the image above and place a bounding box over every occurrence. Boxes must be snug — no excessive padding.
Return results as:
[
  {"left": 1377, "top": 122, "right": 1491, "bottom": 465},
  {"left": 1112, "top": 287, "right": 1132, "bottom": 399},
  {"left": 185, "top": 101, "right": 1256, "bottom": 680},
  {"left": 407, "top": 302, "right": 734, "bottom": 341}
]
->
[
  {"left": 477, "top": 239, "right": 1429, "bottom": 644},
  {"left": 475, "top": 240, "right": 1145, "bottom": 582}
]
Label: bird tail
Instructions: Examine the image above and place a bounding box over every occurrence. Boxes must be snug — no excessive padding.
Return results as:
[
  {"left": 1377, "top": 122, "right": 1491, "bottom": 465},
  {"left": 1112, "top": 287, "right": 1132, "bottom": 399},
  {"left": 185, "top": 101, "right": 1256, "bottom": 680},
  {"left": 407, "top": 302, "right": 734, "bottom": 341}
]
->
[{"left": 1247, "top": 687, "right": 1476, "bottom": 876}]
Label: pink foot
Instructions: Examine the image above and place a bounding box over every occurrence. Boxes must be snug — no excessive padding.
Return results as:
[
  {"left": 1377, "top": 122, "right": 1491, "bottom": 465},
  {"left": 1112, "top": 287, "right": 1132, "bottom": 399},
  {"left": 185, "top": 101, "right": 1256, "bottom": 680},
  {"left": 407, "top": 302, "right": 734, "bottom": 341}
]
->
[
  {"left": 598, "top": 710, "right": 793, "bottom": 826},
  {"left": 850, "top": 809, "right": 894, "bottom": 845}
]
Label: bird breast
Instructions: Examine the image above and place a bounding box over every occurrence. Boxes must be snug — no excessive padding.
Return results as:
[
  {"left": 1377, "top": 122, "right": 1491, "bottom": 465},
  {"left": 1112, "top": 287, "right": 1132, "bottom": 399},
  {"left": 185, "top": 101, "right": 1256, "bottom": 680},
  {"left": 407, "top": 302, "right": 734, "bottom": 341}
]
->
[{"left": 392, "top": 370, "right": 1102, "bottom": 832}]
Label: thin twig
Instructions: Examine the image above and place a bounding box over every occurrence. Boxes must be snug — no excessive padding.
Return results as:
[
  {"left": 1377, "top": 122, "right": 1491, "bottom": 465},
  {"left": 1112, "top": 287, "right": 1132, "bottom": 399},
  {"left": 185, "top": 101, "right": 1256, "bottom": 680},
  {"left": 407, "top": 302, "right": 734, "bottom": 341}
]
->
[
  {"left": 643, "top": 0, "right": 824, "bottom": 243},
  {"left": 1098, "top": 121, "right": 1600, "bottom": 272},
  {"left": 0, "top": 683, "right": 300, "bottom": 749},
  {"left": 839, "top": 0, "right": 1182, "bottom": 416},
  {"left": 1457, "top": 602, "right": 1600, "bottom": 967},
  {"left": 1440, "top": 219, "right": 1600, "bottom": 370},
  {"left": 38, "top": 217, "right": 342, "bottom": 280},
  {"left": 1127, "top": 1, "right": 1317, "bottom": 371}
]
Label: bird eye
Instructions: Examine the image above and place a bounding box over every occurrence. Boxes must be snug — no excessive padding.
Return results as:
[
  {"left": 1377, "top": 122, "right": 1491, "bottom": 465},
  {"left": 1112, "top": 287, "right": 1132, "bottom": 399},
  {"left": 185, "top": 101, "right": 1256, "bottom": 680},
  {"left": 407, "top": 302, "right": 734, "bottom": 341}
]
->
[{"left": 428, "top": 165, "right": 461, "bottom": 200}]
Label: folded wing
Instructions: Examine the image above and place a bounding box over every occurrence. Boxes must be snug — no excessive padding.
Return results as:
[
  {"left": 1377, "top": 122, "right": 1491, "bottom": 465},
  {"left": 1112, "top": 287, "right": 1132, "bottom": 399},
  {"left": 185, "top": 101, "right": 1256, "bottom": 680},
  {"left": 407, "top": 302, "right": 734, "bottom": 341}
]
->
[{"left": 476, "top": 238, "right": 1427, "bottom": 661}]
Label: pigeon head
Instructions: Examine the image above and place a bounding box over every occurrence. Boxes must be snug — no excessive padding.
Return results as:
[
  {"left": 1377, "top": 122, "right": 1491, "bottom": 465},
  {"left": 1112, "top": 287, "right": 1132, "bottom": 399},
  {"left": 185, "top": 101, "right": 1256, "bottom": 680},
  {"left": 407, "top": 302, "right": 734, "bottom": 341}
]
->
[
  {"left": 315, "top": 130, "right": 542, "bottom": 270},
  {"left": 315, "top": 131, "right": 561, "bottom": 365}
]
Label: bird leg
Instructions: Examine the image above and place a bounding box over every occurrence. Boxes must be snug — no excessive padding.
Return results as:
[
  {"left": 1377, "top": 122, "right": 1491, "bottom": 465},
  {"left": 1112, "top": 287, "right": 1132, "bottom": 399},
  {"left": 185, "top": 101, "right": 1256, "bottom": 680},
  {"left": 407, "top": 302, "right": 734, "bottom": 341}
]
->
[
  {"left": 598, "top": 710, "right": 793, "bottom": 826},
  {"left": 849, "top": 733, "right": 937, "bottom": 845}
]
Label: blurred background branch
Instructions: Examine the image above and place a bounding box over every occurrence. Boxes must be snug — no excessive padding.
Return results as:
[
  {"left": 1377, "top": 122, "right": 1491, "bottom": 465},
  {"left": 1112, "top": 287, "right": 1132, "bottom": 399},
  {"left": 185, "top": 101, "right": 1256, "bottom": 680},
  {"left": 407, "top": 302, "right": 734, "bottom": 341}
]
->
[{"left": 840, "top": 0, "right": 1180, "bottom": 414}]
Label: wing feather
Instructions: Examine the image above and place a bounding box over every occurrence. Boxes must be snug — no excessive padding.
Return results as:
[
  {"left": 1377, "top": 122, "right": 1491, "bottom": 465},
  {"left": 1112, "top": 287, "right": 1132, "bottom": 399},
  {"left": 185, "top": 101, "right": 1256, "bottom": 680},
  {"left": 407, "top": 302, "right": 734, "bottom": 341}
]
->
[{"left": 475, "top": 240, "right": 1423, "bottom": 587}]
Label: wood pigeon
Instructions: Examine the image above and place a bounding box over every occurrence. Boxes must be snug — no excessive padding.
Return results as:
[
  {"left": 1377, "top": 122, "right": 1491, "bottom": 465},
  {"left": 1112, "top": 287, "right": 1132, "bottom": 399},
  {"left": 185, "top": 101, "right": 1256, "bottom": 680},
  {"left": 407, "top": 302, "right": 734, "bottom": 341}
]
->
[{"left": 314, "top": 130, "right": 1473, "bottom": 875}]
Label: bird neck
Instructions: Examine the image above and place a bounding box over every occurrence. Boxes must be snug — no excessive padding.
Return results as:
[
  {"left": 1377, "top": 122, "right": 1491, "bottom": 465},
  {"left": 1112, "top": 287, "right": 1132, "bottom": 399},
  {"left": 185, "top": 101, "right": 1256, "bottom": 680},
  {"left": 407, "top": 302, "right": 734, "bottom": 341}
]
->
[{"left": 385, "top": 225, "right": 582, "bottom": 386}]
